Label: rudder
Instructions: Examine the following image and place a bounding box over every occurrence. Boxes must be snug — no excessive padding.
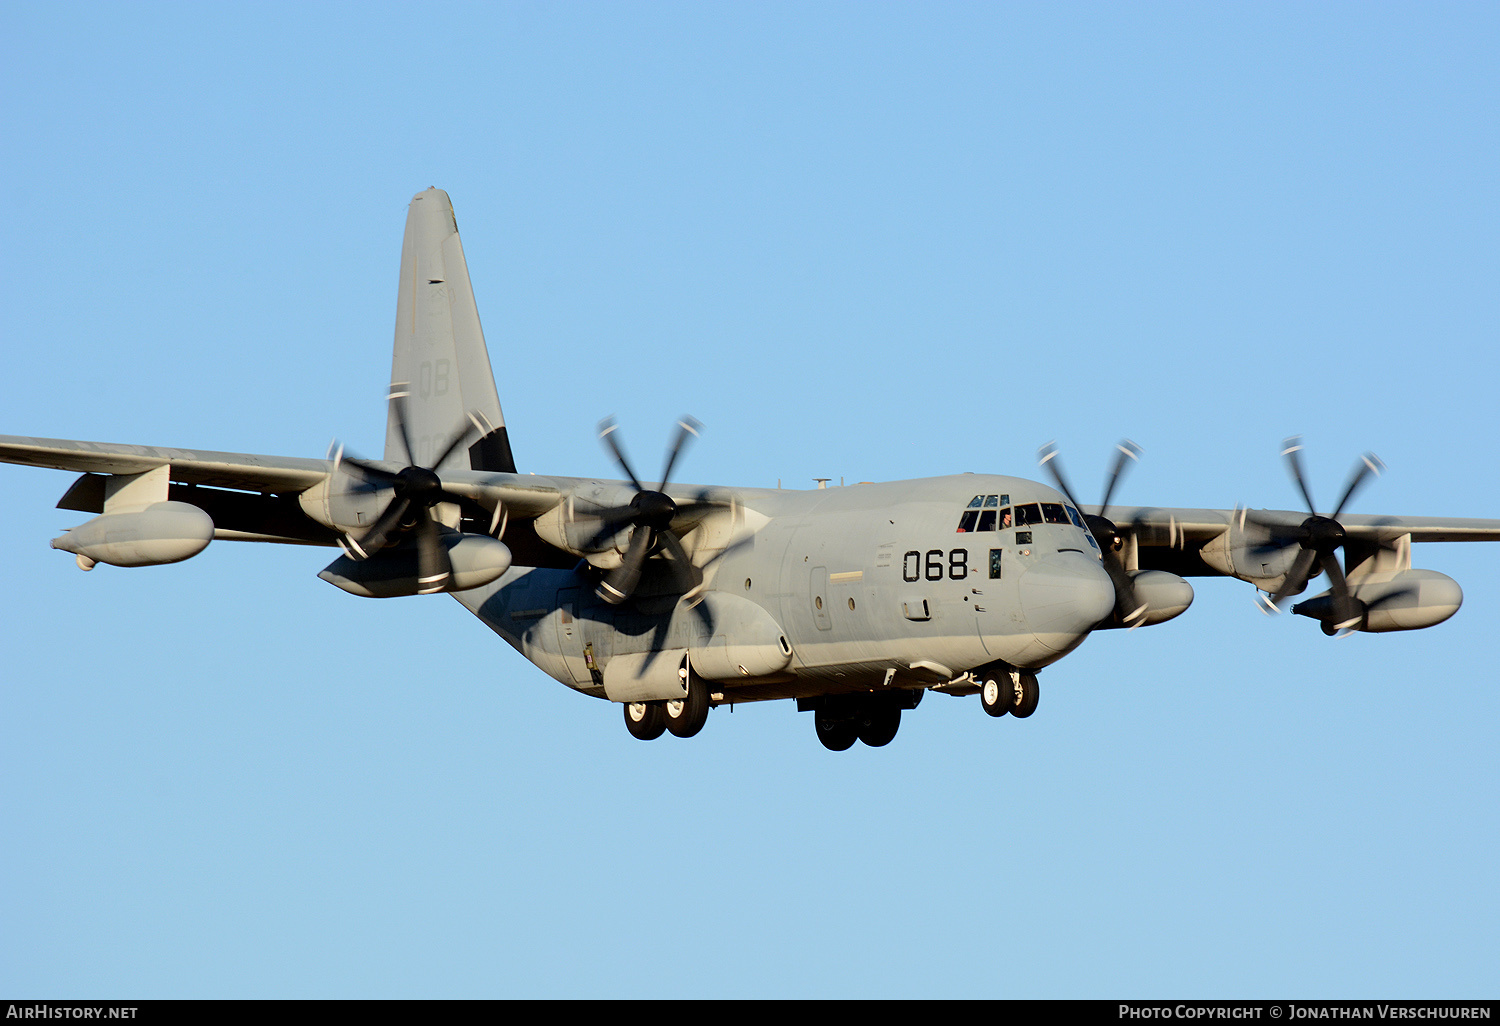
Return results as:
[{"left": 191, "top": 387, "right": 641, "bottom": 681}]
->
[{"left": 387, "top": 188, "right": 516, "bottom": 473}]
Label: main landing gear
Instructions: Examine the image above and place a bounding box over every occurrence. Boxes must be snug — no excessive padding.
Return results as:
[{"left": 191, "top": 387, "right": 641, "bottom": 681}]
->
[
  {"left": 622, "top": 672, "right": 711, "bottom": 741},
  {"left": 979, "top": 668, "right": 1039, "bottom": 719},
  {"left": 802, "top": 691, "right": 922, "bottom": 751}
]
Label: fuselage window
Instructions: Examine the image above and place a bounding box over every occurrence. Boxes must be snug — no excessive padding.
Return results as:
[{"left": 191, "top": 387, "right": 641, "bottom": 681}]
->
[
  {"left": 989, "top": 548, "right": 1002, "bottom": 579},
  {"left": 1042, "top": 502, "right": 1068, "bottom": 525}
]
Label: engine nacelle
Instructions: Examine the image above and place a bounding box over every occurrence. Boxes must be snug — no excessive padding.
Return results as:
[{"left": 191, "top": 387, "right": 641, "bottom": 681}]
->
[
  {"left": 318, "top": 533, "right": 512, "bottom": 598},
  {"left": 1198, "top": 517, "right": 1304, "bottom": 589},
  {"left": 1094, "top": 569, "right": 1194, "bottom": 629},
  {"left": 1293, "top": 568, "right": 1462, "bottom": 633},
  {"left": 297, "top": 470, "right": 390, "bottom": 532},
  {"left": 532, "top": 481, "right": 640, "bottom": 561},
  {"left": 52, "top": 501, "right": 214, "bottom": 568}
]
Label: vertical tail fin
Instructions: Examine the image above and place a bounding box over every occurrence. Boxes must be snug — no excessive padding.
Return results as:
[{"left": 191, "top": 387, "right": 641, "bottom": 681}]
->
[{"left": 388, "top": 188, "right": 516, "bottom": 473}]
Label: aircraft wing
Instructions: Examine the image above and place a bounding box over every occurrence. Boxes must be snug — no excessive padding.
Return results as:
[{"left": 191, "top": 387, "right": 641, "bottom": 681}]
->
[
  {"left": 1087, "top": 503, "right": 1500, "bottom": 589},
  {"left": 1099, "top": 506, "right": 1500, "bottom": 546},
  {"left": 0, "top": 434, "right": 329, "bottom": 492},
  {"left": 0, "top": 434, "right": 566, "bottom": 546}
]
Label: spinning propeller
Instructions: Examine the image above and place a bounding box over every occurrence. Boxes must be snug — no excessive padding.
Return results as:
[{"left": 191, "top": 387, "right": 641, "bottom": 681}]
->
[
  {"left": 1251, "top": 436, "right": 1385, "bottom": 631},
  {"left": 1038, "top": 439, "right": 1149, "bottom": 627},
  {"left": 585, "top": 416, "right": 719, "bottom": 606},
  {"left": 331, "top": 386, "right": 481, "bottom": 595}
]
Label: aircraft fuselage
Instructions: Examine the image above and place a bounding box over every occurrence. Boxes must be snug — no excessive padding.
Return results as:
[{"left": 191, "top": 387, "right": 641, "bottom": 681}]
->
[{"left": 459, "top": 473, "right": 1115, "bottom": 706}]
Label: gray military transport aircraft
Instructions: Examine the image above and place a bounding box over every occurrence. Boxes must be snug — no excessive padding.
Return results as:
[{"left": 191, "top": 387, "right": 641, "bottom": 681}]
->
[{"left": 5, "top": 189, "right": 1500, "bottom": 751}]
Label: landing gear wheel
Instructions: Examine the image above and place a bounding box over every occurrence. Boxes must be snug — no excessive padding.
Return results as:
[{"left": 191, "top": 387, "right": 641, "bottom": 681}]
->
[
  {"left": 623, "top": 700, "right": 666, "bottom": 741},
  {"left": 664, "top": 675, "right": 710, "bottom": 738},
  {"left": 1011, "top": 673, "right": 1040, "bottom": 719},
  {"left": 857, "top": 706, "right": 901, "bottom": 747},
  {"left": 815, "top": 710, "right": 857, "bottom": 751},
  {"left": 980, "top": 675, "right": 1012, "bottom": 717}
]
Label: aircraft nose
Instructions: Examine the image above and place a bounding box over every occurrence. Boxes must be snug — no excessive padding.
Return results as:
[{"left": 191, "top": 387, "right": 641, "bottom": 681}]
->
[{"left": 1018, "top": 551, "right": 1116, "bottom": 653}]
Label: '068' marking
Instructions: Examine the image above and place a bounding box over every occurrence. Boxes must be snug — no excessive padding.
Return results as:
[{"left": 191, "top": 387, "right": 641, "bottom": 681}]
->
[{"left": 902, "top": 548, "right": 967, "bottom": 582}]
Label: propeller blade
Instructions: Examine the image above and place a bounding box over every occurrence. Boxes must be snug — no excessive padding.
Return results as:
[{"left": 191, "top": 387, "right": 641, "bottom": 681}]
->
[
  {"left": 415, "top": 516, "right": 453, "bottom": 595},
  {"left": 1329, "top": 453, "right": 1384, "bottom": 521},
  {"left": 353, "top": 494, "right": 413, "bottom": 557},
  {"left": 598, "top": 416, "right": 645, "bottom": 492},
  {"left": 597, "top": 525, "right": 653, "bottom": 605},
  {"left": 657, "top": 416, "right": 702, "bottom": 492},
  {"left": 1037, "top": 441, "right": 1085, "bottom": 510},
  {"left": 668, "top": 499, "right": 732, "bottom": 529},
  {"left": 1316, "top": 550, "right": 1361, "bottom": 630},
  {"left": 657, "top": 530, "right": 702, "bottom": 597},
  {"left": 579, "top": 504, "right": 645, "bottom": 551},
  {"left": 1102, "top": 555, "right": 1149, "bottom": 628},
  {"left": 1098, "top": 439, "right": 1141, "bottom": 519},
  {"left": 337, "top": 453, "right": 401, "bottom": 488},
  {"left": 1281, "top": 436, "right": 1318, "bottom": 515},
  {"left": 1241, "top": 508, "right": 1309, "bottom": 540},
  {"left": 427, "top": 416, "right": 478, "bottom": 473},
  {"left": 1269, "top": 545, "right": 1319, "bottom": 608},
  {"left": 388, "top": 385, "right": 416, "bottom": 466}
]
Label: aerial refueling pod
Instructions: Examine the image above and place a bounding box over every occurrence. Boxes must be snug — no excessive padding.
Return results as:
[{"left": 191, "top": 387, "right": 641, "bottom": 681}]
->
[
  {"left": 318, "top": 532, "right": 512, "bottom": 598},
  {"left": 1293, "top": 568, "right": 1462, "bottom": 634},
  {"left": 52, "top": 501, "right": 215, "bottom": 569},
  {"left": 1091, "top": 569, "right": 1194, "bottom": 630},
  {"left": 1125, "top": 569, "right": 1194, "bottom": 627}
]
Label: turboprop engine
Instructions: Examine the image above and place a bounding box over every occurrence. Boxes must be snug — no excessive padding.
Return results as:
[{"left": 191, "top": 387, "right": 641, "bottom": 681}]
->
[
  {"left": 318, "top": 532, "right": 512, "bottom": 598},
  {"left": 52, "top": 501, "right": 214, "bottom": 569},
  {"left": 1291, "top": 568, "right": 1462, "bottom": 634}
]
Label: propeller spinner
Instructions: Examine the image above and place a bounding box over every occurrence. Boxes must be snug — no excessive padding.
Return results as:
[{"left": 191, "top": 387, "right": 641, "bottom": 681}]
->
[
  {"left": 586, "top": 416, "right": 714, "bottom": 606},
  {"left": 1038, "top": 439, "right": 1149, "bottom": 627},
  {"left": 331, "top": 387, "right": 482, "bottom": 595},
  {"left": 1251, "top": 436, "right": 1385, "bottom": 632}
]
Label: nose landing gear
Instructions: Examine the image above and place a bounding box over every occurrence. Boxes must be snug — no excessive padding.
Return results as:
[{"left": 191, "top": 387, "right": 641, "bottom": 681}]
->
[{"left": 979, "top": 667, "right": 1040, "bottom": 719}]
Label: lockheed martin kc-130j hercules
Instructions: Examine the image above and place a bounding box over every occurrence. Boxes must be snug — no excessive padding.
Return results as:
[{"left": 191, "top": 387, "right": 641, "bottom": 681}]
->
[{"left": 5, "top": 189, "right": 1499, "bottom": 751}]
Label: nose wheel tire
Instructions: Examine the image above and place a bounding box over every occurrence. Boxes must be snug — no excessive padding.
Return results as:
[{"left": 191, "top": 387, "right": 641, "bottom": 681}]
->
[
  {"left": 980, "top": 675, "right": 1011, "bottom": 717},
  {"left": 1011, "top": 673, "right": 1040, "bottom": 718},
  {"left": 624, "top": 700, "right": 666, "bottom": 741},
  {"left": 664, "top": 675, "right": 710, "bottom": 738}
]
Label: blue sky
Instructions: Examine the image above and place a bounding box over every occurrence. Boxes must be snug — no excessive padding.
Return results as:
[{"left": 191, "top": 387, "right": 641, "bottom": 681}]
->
[{"left": 2, "top": 2, "right": 1498, "bottom": 998}]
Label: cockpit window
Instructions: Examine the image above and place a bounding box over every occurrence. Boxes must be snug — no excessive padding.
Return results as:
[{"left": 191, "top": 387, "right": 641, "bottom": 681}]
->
[
  {"left": 1042, "top": 502, "right": 1068, "bottom": 525},
  {"left": 1065, "top": 505, "right": 1086, "bottom": 529},
  {"left": 959, "top": 494, "right": 1006, "bottom": 532},
  {"left": 1013, "top": 503, "right": 1042, "bottom": 527}
]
